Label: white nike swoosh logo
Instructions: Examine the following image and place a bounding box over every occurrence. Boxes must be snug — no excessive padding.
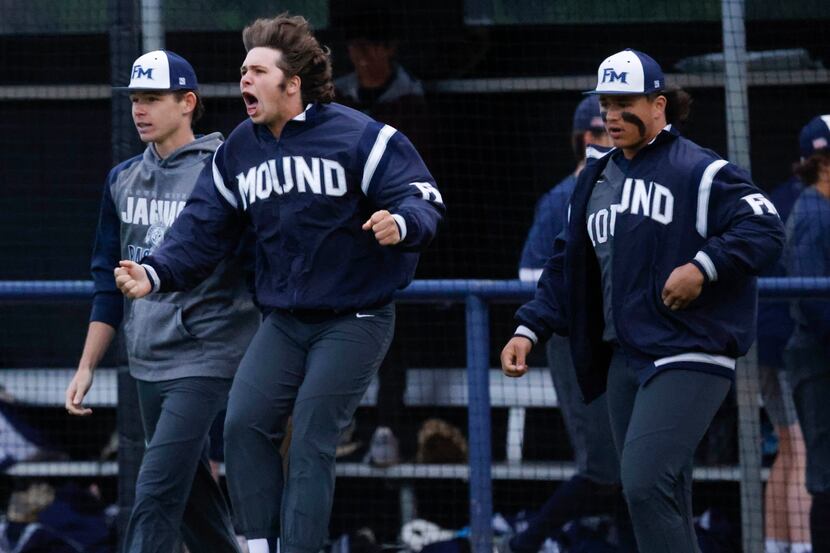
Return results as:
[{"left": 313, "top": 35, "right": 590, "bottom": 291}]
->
[{"left": 355, "top": 313, "right": 375, "bottom": 318}]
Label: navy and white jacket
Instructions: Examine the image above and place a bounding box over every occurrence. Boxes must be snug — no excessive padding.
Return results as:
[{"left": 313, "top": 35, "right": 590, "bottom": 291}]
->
[
  {"left": 143, "top": 102, "right": 445, "bottom": 312},
  {"left": 515, "top": 126, "right": 785, "bottom": 402}
]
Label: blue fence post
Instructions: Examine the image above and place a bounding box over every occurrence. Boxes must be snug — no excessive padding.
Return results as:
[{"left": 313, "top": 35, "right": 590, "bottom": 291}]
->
[{"left": 466, "top": 294, "right": 493, "bottom": 553}]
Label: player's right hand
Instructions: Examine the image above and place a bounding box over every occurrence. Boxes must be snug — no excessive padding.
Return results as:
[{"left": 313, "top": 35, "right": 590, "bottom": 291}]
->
[
  {"left": 115, "top": 260, "right": 151, "bottom": 299},
  {"left": 65, "top": 367, "right": 94, "bottom": 416},
  {"left": 501, "top": 336, "right": 533, "bottom": 378}
]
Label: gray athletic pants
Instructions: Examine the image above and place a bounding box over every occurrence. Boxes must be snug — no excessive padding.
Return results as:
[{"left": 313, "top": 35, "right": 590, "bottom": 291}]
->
[
  {"left": 224, "top": 304, "right": 395, "bottom": 553},
  {"left": 606, "top": 349, "right": 731, "bottom": 553},
  {"left": 124, "top": 377, "right": 239, "bottom": 553},
  {"left": 547, "top": 335, "right": 619, "bottom": 484}
]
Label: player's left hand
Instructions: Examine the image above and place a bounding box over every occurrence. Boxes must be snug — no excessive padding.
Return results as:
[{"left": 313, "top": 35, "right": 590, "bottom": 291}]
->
[
  {"left": 661, "top": 262, "right": 705, "bottom": 311},
  {"left": 362, "top": 210, "right": 401, "bottom": 246}
]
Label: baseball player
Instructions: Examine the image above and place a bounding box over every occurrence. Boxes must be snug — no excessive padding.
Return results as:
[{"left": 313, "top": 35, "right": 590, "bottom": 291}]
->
[
  {"left": 757, "top": 131, "right": 809, "bottom": 553},
  {"left": 501, "top": 49, "right": 785, "bottom": 552},
  {"left": 112, "top": 15, "right": 444, "bottom": 553},
  {"left": 64, "top": 50, "right": 260, "bottom": 553},
  {"left": 506, "top": 97, "right": 630, "bottom": 553},
  {"left": 784, "top": 114, "right": 830, "bottom": 553}
]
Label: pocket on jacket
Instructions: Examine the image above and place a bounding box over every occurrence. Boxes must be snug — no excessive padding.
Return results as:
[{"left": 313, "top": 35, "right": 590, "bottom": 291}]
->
[
  {"left": 125, "top": 299, "right": 202, "bottom": 363},
  {"left": 174, "top": 306, "right": 198, "bottom": 339}
]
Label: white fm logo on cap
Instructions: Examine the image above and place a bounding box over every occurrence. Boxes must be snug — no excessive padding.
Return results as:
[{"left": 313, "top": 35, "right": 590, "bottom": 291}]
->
[
  {"left": 128, "top": 51, "right": 172, "bottom": 89},
  {"left": 597, "top": 50, "right": 645, "bottom": 93}
]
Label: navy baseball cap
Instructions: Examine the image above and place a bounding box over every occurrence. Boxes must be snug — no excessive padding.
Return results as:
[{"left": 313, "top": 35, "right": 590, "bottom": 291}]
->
[
  {"left": 798, "top": 115, "right": 830, "bottom": 158},
  {"left": 585, "top": 48, "right": 665, "bottom": 96},
  {"left": 572, "top": 97, "right": 604, "bottom": 133},
  {"left": 116, "top": 50, "right": 199, "bottom": 91}
]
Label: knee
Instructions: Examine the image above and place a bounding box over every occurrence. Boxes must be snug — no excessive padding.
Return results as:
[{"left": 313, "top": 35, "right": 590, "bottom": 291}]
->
[
  {"left": 620, "top": 451, "right": 672, "bottom": 506},
  {"left": 290, "top": 403, "right": 340, "bottom": 459},
  {"left": 133, "top": 480, "right": 175, "bottom": 511},
  {"left": 289, "top": 431, "right": 336, "bottom": 462},
  {"left": 223, "top": 403, "right": 261, "bottom": 447}
]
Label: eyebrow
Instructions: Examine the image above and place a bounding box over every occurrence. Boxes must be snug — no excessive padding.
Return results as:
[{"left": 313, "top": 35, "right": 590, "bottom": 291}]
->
[{"left": 240, "top": 63, "right": 268, "bottom": 73}]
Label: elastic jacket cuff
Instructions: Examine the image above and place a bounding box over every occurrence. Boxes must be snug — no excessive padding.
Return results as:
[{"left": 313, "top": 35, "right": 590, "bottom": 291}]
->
[
  {"left": 692, "top": 251, "right": 718, "bottom": 283},
  {"left": 391, "top": 213, "right": 408, "bottom": 242},
  {"left": 514, "top": 325, "right": 538, "bottom": 345},
  {"left": 141, "top": 264, "right": 160, "bottom": 295}
]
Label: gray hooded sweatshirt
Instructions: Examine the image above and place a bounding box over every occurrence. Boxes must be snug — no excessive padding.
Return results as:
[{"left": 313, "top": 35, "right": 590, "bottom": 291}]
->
[{"left": 93, "top": 133, "right": 260, "bottom": 381}]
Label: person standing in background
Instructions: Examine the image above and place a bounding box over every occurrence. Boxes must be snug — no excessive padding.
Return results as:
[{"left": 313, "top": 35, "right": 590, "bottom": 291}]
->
[
  {"left": 757, "top": 120, "right": 811, "bottom": 553},
  {"left": 334, "top": 0, "right": 433, "bottom": 465},
  {"left": 334, "top": 0, "right": 430, "bottom": 159},
  {"left": 65, "top": 50, "right": 259, "bottom": 553},
  {"left": 504, "top": 97, "right": 632, "bottom": 553},
  {"left": 784, "top": 114, "right": 830, "bottom": 553}
]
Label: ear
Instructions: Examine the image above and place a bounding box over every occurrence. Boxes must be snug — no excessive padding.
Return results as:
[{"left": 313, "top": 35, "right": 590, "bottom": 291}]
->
[
  {"left": 180, "top": 91, "right": 197, "bottom": 116},
  {"left": 285, "top": 74, "right": 302, "bottom": 96},
  {"left": 652, "top": 94, "right": 667, "bottom": 118}
]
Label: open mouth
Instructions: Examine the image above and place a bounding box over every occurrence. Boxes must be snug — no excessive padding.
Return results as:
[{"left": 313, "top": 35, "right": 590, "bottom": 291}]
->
[
  {"left": 242, "top": 92, "right": 259, "bottom": 116},
  {"left": 135, "top": 122, "right": 152, "bottom": 133},
  {"left": 607, "top": 125, "right": 624, "bottom": 138}
]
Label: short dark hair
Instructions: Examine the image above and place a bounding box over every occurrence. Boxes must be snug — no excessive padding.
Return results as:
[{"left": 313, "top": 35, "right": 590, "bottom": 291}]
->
[
  {"left": 793, "top": 149, "right": 830, "bottom": 185},
  {"left": 173, "top": 90, "right": 204, "bottom": 125},
  {"left": 242, "top": 14, "right": 335, "bottom": 104},
  {"left": 649, "top": 87, "right": 692, "bottom": 126}
]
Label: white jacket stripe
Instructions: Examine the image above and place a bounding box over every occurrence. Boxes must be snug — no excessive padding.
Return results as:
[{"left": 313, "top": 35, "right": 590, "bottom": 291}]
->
[
  {"left": 212, "top": 150, "right": 238, "bottom": 209},
  {"left": 361, "top": 125, "right": 397, "bottom": 195},
  {"left": 695, "top": 159, "right": 728, "bottom": 238}
]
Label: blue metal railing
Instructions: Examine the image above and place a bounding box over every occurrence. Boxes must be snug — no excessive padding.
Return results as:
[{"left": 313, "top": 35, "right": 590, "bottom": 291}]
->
[
  {"left": 3, "top": 277, "right": 830, "bottom": 300},
  {"left": 3, "top": 277, "right": 830, "bottom": 553}
]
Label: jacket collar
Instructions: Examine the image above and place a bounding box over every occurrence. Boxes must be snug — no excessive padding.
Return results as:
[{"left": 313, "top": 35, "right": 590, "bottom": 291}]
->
[
  {"left": 290, "top": 103, "right": 315, "bottom": 122},
  {"left": 254, "top": 103, "right": 318, "bottom": 143},
  {"left": 646, "top": 124, "right": 678, "bottom": 148}
]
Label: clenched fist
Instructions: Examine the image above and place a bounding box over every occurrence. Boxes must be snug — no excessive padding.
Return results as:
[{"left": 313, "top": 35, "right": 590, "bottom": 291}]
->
[
  {"left": 362, "top": 210, "right": 401, "bottom": 246},
  {"left": 115, "top": 260, "right": 152, "bottom": 299}
]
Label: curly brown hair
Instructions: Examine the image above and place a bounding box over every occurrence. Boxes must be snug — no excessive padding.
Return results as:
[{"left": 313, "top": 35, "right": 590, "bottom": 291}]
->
[
  {"left": 242, "top": 14, "right": 335, "bottom": 104},
  {"left": 648, "top": 87, "right": 692, "bottom": 127},
  {"left": 793, "top": 149, "right": 830, "bottom": 186}
]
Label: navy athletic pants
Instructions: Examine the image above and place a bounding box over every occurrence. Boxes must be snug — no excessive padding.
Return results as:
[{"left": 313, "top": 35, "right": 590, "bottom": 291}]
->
[
  {"left": 606, "top": 349, "right": 731, "bottom": 553},
  {"left": 224, "top": 303, "right": 395, "bottom": 553},
  {"left": 123, "top": 377, "right": 239, "bottom": 553}
]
